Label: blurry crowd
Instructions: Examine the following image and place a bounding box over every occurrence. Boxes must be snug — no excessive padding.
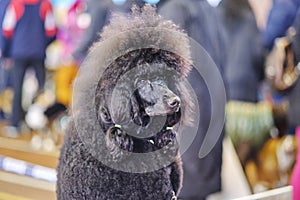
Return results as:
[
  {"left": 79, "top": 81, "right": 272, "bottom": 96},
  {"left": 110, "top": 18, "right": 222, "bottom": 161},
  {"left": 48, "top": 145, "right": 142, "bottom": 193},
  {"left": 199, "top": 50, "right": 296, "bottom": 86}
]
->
[{"left": 0, "top": 0, "right": 300, "bottom": 199}]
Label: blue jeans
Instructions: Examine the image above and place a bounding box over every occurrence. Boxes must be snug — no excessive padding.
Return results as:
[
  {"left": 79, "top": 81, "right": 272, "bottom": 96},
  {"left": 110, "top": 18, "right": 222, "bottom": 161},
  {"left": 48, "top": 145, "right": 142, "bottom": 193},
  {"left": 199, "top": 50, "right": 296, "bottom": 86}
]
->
[
  {"left": 0, "top": 58, "right": 13, "bottom": 92},
  {"left": 10, "top": 58, "right": 45, "bottom": 127}
]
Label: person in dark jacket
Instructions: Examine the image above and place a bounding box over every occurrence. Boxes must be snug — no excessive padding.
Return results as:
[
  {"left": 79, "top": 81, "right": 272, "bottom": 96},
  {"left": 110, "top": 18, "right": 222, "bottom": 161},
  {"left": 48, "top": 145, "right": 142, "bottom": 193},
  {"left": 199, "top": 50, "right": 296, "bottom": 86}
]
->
[
  {"left": 0, "top": 0, "right": 11, "bottom": 91},
  {"left": 0, "top": 0, "right": 11, "bottom": 119},
  {"left": 219, "top": 0, "right": 265, "bottom": 103},
  {"left": 0, "top": 0, "right": 10, "bottom": 57},
  {"left": 2, "top": 0, "right": 56, "bottom": 136},
  {"left": 159, "top": 1, "right": 227, "bottom": 199}
]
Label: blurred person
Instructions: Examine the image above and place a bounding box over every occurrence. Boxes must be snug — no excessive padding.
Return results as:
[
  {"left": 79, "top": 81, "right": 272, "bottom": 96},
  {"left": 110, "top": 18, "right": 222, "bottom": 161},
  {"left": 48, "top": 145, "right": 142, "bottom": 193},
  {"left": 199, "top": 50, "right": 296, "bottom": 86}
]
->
[
  {"left": 221, "top": 0, "right": 292, "bottom": 164},
  {"left": 0, "top": 0, "right": 11, "bottom": 120},
  {"left": 0, "top": 0, "right": 10, "bottom": 62},
  {"left": 159, "top": 1, "right": 227, "bottom": 199},
  {"left": 1, "top": 0, "right": 56, "bottom": 137},
  {"left": 218, "top": 0, "right": 267, "bottom": 177},
  {"left": 24, "top": 0, "right": 85, "bottom": 133},
  {"left": 219, "top": 0, "right": 265, "bottom": 103},
  {"left": 0, "top": 0, "right": 10, "bottom": 57}
]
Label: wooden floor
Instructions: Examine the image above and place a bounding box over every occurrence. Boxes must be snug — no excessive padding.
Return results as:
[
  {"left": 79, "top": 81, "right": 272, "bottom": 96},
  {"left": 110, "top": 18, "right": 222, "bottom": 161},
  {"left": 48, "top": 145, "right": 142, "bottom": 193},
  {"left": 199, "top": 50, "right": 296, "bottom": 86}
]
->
[
  {"left": 0, "top": 121, "right": 59, "bottom": 200},
  {"left": 0, "top": 121, "right": 60, "bottom": 168},
  {"left": 0, "top": 171, "right": 56, "bottom": 200}
]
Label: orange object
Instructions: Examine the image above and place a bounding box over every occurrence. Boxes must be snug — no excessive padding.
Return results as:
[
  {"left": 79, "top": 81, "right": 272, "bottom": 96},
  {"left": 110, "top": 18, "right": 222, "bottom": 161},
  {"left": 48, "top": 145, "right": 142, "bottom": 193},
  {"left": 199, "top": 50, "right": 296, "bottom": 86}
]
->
[{"left": 55, "top": 63, "right": 78, "bottom": 106}]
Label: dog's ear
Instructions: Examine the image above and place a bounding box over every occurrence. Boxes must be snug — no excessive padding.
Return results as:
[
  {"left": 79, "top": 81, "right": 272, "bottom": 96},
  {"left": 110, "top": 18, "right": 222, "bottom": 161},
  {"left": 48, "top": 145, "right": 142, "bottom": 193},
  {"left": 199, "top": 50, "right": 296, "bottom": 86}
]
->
[
  {"left": 130, "top": 91, "right": 150, "bottom": 127},
  {"left": 105, "top": 126, "right": 133, "bottom": 161},
  {"left": 130, "top": 92, "right": 140, "bottom": 125}
]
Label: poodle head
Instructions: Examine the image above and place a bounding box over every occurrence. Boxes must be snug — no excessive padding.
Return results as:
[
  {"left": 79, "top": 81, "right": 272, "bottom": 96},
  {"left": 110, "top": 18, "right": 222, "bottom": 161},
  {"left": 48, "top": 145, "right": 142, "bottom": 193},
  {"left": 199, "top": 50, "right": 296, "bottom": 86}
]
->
[
  {"left": 95, "top": 55, "right": 185, "bottom": 159},
  {"left": 75, "top": 5, "right": 193, "bottom": 163},
  {"left": 135, "top": 79, "right": 181, "bottom": 117}
]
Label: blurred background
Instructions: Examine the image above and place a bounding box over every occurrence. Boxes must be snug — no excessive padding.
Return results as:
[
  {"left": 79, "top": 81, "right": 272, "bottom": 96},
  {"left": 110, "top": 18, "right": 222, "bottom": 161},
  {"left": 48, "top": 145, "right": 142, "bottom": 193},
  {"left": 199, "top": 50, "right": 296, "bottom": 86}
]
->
[{"left": 0, "top": 0, "right": 299, "bottom": 199}]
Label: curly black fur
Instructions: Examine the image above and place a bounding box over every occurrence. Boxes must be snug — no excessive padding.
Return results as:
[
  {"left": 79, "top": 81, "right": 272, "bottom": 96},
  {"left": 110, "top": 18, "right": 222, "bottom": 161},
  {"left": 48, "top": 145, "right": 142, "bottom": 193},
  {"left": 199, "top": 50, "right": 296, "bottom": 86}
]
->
[
  {"left": 57, "top": 5, "right": 192, "bottom": 200},
  {"left": 57, "top": 120, "right": 183, "bottom": 199}
]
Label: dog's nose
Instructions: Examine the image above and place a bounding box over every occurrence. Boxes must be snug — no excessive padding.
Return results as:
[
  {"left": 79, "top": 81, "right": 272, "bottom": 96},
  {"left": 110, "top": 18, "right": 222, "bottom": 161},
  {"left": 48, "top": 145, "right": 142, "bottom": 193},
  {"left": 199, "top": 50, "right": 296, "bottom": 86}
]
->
[{"left": 166, "top": 96, "right": 181, "bottom": 110}]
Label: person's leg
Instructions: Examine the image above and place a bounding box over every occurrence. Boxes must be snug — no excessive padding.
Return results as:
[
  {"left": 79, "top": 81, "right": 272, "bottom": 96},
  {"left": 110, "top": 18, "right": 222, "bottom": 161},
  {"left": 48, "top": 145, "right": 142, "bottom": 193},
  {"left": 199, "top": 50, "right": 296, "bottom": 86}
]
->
[
  {"left": 0, "top": 59, "right": 5, "bottom": 92},
  {"left": 0, "top": 58, "right": 14, "bottom": 91},
  {"left": 31, "top": 59, "right": 45, "bottom": 92},
  {"left": 0, "top": 59, "right": 5, "bottom": 120},
  {"left": 10, "top": 59, "right": 28, "bottom": 128}
]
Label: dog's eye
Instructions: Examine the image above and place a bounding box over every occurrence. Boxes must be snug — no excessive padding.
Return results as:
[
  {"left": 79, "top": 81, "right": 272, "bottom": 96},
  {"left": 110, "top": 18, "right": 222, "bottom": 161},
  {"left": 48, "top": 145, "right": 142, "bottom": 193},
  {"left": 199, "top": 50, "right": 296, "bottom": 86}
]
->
[{"left": 99, "top": 107, "right": 111, "bottom": 123}]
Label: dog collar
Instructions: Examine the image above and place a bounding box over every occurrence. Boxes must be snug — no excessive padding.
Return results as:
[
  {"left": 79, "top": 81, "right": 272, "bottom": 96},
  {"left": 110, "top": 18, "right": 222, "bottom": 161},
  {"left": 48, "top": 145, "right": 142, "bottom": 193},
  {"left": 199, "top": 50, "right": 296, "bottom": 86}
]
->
[
  {"left": 114, "top": 124, "right": 122, "bottom": 129},
  {"left": 114, "top": 124, "right": 174, "bottom": 146},
  {"left": 114, "top": 124, "right": 173, "bottom": 131}
]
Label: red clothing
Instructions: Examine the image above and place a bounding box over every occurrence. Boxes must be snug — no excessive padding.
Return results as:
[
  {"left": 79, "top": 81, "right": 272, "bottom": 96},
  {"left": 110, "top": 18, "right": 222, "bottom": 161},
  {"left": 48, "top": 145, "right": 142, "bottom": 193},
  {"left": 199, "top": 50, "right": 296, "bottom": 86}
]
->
[
  {"left": 1, "top": 0, "right": 56, "bottom": 59},
  {"left": 2, "top": 0, "right": 56, "bottom": 39}
]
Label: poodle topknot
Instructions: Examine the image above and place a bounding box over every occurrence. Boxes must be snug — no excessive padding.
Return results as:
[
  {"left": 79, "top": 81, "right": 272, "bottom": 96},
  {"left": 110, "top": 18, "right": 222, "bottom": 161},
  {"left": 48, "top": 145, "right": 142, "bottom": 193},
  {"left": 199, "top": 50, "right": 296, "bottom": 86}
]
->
[{"left": 57, "top": 5, "right": 193, "bottom": 200}]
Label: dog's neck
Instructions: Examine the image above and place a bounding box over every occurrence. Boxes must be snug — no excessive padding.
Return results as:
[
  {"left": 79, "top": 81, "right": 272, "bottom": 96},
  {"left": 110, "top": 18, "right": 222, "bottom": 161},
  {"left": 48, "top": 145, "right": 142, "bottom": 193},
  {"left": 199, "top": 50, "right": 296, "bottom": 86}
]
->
[{"left": 114, "top": 124, "right": 176, "bottom": 153}]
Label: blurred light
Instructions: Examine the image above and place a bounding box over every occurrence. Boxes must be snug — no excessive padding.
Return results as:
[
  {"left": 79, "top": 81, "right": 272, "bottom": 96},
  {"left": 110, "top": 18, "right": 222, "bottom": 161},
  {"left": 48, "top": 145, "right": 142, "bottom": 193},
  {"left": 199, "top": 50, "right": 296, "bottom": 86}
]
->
[
  {"left": 51, "top": 0, "right": 75, "bottom": 8},
  {"left": 143, "top": 0, "right": 160, "bottom": 4},
  {"left": 112, "top": 0, "right": 127, "bottom": 6},
  {"left": 77, "top": 13, "right": 91, "bottom": 29},
  {"left": 207, "top": 0, "right": 221, "bottom": 7},
  {"left": 25, "top": 105, "right": 47, "bottom": 130}
]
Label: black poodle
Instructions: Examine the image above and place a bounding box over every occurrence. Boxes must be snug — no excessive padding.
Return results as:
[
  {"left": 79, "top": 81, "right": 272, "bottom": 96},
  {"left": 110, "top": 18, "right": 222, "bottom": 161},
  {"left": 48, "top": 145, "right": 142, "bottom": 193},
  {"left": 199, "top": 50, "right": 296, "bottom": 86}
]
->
[{"left": 57, "top": 5, "right": 193, "bottom": 200}]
